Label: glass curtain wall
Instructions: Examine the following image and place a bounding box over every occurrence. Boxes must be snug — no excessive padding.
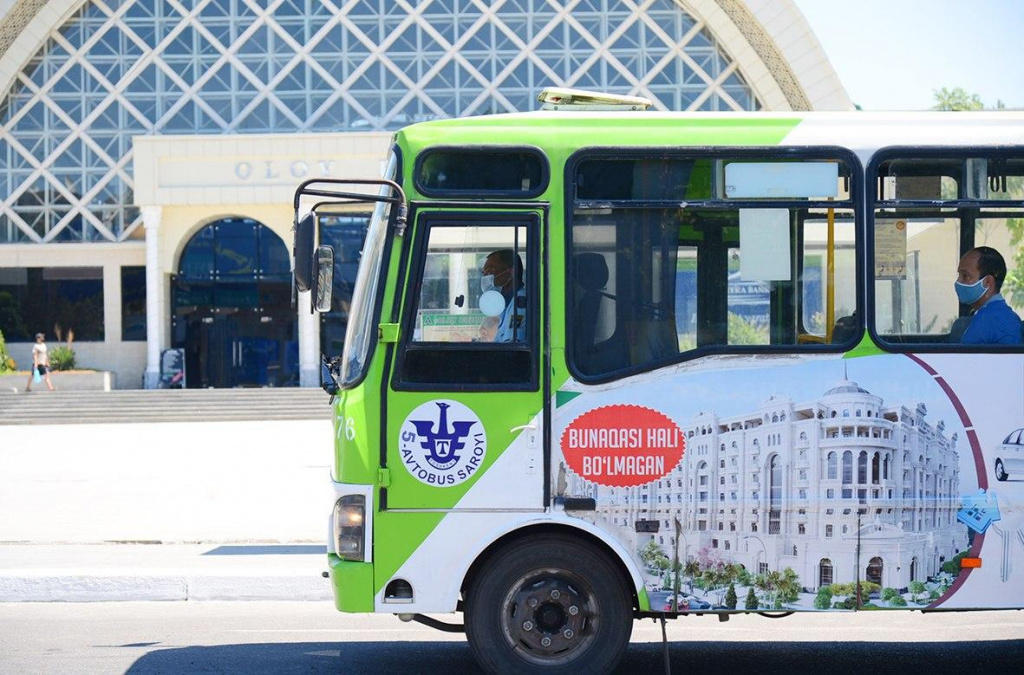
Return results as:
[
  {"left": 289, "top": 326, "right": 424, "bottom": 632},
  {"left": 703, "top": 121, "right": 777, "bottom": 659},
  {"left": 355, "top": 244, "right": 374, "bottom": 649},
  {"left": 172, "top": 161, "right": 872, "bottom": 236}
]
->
[{"left": 0, "top": 0, "right": 760, "bottom": 243}]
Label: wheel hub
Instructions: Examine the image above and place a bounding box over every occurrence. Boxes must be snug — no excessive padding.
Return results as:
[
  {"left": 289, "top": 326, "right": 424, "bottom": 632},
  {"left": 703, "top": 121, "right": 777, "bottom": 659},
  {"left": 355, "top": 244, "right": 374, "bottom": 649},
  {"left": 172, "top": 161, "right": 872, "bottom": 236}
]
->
[{"left": 509, "top": 578, "right": 589, "bottom": 656}]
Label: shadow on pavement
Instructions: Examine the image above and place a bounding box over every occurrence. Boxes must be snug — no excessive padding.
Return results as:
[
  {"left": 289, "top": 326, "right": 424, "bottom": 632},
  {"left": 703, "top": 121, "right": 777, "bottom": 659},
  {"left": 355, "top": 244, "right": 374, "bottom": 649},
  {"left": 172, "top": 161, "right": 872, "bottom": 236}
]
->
[
  {"left": 125, "top": 639, "right": 1024, "bottom": 674},
  {"left": 202, "top": 545, "right": 327, "bottom": 556}
]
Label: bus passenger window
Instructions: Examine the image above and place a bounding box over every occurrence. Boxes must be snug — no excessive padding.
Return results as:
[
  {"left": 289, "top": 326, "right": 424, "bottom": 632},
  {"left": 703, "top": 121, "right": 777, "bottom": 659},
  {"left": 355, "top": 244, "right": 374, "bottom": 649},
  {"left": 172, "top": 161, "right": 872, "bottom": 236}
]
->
[
  {"left": 568, "top": 154, "right": 858, "bottom": 380},
  {"left": 872, "top": 154, "right": 1024, "bottom": 347}
]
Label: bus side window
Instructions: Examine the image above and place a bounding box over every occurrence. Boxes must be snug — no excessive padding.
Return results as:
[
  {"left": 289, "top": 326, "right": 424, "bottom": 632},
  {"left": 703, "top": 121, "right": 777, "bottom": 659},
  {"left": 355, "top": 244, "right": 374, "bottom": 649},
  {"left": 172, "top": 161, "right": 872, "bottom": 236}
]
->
[
  {"left": 394, "top": 219, "right": 537, "bottom": 389},
  {"left": 872, "top": 154, "right": 1024, "bottom": 347},
  {"left": 569, "top": 155, "right": 859, "bottom": 381}
]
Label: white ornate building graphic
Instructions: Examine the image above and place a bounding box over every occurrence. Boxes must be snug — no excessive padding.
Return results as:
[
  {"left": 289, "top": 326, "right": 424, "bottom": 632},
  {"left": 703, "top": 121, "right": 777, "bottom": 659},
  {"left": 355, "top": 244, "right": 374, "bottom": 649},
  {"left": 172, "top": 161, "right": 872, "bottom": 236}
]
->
[{"left": 572, "top": 379, "right": 967, "bottom": 591}]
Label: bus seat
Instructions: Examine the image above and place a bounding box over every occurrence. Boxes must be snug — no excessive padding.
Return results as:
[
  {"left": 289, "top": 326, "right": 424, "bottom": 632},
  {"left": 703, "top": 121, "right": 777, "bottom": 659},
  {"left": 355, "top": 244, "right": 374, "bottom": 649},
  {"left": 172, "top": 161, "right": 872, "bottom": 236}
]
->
[
  {"left": 574, "top": 253, "right": 625, "bottom": 374},
  {"left": 831, "top": 312, "right": 859, "bottom": 344},
  {"left": 573, "top": 253, "right": 610, "bottom": 352},
  {"left": 948, "top": 315, "right": 971, "bottom": 343}
]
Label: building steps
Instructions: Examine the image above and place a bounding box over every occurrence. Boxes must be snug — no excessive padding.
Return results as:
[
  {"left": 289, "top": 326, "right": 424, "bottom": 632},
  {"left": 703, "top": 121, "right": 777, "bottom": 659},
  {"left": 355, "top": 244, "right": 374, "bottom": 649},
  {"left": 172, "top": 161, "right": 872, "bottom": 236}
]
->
[{"left": 0, "top": 389, "right": 334, "bottom": 425}]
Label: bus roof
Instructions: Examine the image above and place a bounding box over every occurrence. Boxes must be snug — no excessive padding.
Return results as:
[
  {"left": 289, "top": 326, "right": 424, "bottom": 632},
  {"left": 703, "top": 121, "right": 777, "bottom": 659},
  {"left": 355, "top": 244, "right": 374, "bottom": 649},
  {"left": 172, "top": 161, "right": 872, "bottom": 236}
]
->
[{"left": 395, "top": 110, "right": 1024, "bottom": 164}]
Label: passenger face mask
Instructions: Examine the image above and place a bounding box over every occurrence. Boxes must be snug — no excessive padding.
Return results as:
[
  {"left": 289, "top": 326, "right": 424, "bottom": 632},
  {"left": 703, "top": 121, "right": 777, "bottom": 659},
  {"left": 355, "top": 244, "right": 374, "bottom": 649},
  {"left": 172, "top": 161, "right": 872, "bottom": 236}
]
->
[{"left": 954, "top": 278, "right": 988, "bottom": 305}]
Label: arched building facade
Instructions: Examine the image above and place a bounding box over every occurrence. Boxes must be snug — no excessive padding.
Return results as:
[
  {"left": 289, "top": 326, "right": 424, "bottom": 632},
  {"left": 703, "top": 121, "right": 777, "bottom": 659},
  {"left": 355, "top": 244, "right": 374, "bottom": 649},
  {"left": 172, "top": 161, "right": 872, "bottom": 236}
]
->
[{"left": 0, "top": 0, "right": 851, "bottom": 387}]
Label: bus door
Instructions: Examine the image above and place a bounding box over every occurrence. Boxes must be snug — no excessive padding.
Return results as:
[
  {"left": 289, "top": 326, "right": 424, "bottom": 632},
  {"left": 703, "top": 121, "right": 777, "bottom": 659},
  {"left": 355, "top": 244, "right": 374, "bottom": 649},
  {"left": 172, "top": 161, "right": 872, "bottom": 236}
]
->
[{"left": 383, "top": 207, "right": 546, "bottom": 510}]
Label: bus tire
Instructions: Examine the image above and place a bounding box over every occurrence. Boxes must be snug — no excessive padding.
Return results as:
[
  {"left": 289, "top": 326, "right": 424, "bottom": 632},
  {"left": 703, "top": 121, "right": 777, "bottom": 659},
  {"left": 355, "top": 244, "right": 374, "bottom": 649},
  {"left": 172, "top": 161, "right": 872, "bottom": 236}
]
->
[{"left": 464, "top": 535, "right": 633, "bottom": 675}]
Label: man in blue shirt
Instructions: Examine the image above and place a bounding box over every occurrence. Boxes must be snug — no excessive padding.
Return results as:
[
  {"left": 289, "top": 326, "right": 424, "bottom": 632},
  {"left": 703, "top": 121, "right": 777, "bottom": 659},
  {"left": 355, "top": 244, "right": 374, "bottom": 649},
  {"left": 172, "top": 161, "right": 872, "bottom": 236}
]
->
[
  {"left": 480, "top": 249, "right": 527, "bottom": 343},
  {"left": 955, "top": 246, "right": 1022, "bottom": 345}
]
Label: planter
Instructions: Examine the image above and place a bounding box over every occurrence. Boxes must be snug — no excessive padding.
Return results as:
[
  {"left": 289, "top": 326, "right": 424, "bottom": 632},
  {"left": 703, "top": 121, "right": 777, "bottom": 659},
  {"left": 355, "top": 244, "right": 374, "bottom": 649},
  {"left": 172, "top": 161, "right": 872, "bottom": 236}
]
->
[{"left": 0, "top": 370, "right": 115, "bottom": 392}]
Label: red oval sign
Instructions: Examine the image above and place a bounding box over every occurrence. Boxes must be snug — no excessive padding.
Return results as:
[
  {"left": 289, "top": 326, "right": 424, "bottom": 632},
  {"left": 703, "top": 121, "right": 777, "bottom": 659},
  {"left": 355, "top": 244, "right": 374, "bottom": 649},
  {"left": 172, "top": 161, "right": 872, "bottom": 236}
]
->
[{"left": 560, "top": 405, "right": 685, "bottom": 487}]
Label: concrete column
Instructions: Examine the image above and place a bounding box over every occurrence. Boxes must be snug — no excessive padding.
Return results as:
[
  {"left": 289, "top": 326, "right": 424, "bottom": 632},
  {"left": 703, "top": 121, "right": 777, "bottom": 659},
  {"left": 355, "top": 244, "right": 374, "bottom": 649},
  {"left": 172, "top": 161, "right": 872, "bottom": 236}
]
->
[
  {"left": 298, "top": 295, "right": 319, "bottom": 387},
  {"left": 103, "top": 263, "right": 122, "bottom": 346},
  {"left": 143, "top": 206, "right": 164, "bottom": 389}
]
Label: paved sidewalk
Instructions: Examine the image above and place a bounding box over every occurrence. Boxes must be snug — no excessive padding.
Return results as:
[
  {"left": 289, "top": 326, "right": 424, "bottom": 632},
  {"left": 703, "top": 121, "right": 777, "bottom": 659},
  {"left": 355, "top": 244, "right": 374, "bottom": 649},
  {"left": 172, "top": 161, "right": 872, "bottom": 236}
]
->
[
  {"left": 0, "top": 543, "right": 333, "bottom": 602},
  {"left": 0, "top": 418, "right": 338, "bottom": 602}
]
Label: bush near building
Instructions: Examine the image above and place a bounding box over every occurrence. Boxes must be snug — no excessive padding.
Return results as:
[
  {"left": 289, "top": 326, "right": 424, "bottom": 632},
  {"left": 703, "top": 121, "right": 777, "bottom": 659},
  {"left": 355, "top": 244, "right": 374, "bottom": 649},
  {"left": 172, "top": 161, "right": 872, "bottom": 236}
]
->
[
  {"left": 942, "top": 551, "right": 970, "bottom": 576},
  {"left": 814, "top": 586, "right": 833, "bottom": 610},
  {"left": 0, "top": 329, "right": 15, "bottom": 373},
  {"left": 724, "top": 583, "right": 737, "bottom": 610},
  {"left": 744, "top": 587, "right": 758, "bottom": 610},
  {"left": 49, "top": 326, "right": 76, "bottom": 371}
]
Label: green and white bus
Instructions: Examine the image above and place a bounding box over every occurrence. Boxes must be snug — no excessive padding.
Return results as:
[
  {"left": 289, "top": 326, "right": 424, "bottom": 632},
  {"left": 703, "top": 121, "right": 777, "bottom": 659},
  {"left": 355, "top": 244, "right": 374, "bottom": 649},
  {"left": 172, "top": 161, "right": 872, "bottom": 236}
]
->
[{"left": 293, "top": 89, "right": 1024, "bottom": 673}]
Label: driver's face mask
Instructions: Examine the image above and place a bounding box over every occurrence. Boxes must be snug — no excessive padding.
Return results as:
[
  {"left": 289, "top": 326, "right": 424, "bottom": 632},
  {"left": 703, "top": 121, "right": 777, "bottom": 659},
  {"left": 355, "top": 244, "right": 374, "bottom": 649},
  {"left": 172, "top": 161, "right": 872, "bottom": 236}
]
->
[
  {"left": 479, "top": 273, "right": 496, "bottom": 293},
  {"left": 480, "top": 267, "right": 510, "bottom": 293}
]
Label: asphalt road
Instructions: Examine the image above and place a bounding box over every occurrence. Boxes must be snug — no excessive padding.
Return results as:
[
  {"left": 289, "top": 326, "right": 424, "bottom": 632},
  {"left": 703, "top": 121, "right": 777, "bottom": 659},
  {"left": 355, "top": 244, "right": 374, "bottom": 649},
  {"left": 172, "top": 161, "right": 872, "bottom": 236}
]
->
[{"left": 1, "top": 601, "right": 1022, "bottom": 674}]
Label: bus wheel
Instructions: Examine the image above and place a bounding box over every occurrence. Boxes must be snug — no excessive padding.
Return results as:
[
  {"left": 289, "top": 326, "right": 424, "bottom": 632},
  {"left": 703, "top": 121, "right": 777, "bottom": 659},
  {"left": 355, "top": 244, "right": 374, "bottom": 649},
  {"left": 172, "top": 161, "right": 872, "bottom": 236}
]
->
[
  {"left": 465, "top": 535, "right": 632, "bottom": 674},
  {"left": 995, "top": 459, "right": 1009, "bottom": 481}
]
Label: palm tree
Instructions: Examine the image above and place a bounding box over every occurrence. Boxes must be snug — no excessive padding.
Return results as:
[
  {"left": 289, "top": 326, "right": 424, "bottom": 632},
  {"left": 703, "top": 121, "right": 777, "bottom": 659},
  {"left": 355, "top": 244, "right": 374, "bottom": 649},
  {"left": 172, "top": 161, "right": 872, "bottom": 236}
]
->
[
  {"left": 776, "top": 567, "right": 802, "bottom": 607},
  {"left": 755, "top": 570, "right": 783, "bottom": 608},
  {"left": 683, "top": 558, "right": 701, "bottom": 594}
]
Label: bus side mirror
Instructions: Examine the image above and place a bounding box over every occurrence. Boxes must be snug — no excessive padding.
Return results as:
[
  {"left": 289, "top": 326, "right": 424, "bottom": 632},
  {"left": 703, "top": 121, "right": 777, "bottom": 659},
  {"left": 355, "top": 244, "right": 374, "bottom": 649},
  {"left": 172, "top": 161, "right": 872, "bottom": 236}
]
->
[
  {"left": 321, "top": 355, "right": 340, "bottom": 397},
  {"left": 293, "top": 213, "right": 316, "bottom": 292},
  {"left": 311, "top": 245, "right": 334, "bottom": 313}
]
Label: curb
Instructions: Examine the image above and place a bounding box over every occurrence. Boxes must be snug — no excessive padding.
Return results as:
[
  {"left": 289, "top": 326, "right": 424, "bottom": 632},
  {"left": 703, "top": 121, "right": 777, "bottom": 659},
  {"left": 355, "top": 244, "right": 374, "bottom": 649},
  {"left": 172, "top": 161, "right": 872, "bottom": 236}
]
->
[{"left": 0, "top": 571, "right": 333, "bottom": 602}]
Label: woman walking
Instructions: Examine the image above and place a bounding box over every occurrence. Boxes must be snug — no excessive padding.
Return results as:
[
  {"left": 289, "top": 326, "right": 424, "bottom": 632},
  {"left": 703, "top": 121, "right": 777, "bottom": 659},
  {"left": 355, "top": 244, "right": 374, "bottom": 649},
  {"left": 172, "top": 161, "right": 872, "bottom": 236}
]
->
[{"left": 25, "top": 333, "right": 55, "bottom": 392}]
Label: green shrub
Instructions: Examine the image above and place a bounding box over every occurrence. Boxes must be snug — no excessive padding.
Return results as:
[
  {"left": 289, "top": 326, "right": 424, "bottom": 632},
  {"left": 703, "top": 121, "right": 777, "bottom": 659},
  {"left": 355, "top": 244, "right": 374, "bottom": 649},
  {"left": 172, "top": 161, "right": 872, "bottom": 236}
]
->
[
  {"left": 829, "top": 582, "right": 854, "bottom": 596},
  {"left": 724, "top": 583, "right": 737, "bottom": 610},
  {"left": 881, "top": 587, "right": 899, "bottom": 602},
  {"left": 928, "top": 590, "right": 941, "bottom": 600},
  {"left": 813, "top": 587, "right": 833, "bottom": 610},
  {"left": 908, "top": 580, "right": 926, "bottom": 603},
  {"left": 832, "top": 596, "right": 858, "bottom": 610},
  {"left": 860, "top": 581, "right": 881, "bottom": 596},
  {"left": 744, "top": 587, "right": 758, "bottom": 610},
  {"left": 942, "top": 551, "right": 969, "bottom": 576},
  {"left": 49, "top": 346, "right": 76, "bottom": 371},
  {"left": 0, "top": 329, "right": 15, "bottom": 373},
  {"left": 49, "top": 326, "right": 76, "bottom": 371},
  {"left": 889, "top": 595, "right": 908, "bottom": 607}
]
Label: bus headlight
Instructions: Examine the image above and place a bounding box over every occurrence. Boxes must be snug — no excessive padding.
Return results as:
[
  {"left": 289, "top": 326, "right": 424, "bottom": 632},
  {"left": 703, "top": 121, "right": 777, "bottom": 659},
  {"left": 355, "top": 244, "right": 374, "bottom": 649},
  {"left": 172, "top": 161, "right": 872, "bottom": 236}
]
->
[{"left": 333, "top": 494, "right": 366, "bottom": 561}]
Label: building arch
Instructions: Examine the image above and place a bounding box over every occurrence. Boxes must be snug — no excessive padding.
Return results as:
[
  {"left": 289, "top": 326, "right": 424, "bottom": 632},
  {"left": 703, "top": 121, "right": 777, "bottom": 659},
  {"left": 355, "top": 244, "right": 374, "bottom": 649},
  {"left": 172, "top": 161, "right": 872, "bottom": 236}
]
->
[
  {"left": 172, "top": 216, "right": 295, "bottom": 388},
  {"left": 866, "top": 556, "right": 883, "bottom": 586},
  {"left": 818, "top": 558, "right": 833, "bottom": 587}
]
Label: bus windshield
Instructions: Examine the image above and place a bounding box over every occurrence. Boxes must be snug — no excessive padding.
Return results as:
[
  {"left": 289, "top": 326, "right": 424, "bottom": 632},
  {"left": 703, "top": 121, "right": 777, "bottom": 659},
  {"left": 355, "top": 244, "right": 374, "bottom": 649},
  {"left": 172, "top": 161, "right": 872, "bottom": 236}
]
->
[{"left": 339, "top": 152, "right": 397, "bottom": 387}]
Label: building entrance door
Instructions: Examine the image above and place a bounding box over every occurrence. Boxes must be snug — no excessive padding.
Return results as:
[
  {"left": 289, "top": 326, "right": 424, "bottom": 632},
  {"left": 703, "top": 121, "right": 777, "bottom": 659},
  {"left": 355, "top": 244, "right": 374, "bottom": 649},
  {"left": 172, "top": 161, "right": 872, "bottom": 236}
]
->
[{"left": 171, "top": 218, "right": 297, "bottom": 388}]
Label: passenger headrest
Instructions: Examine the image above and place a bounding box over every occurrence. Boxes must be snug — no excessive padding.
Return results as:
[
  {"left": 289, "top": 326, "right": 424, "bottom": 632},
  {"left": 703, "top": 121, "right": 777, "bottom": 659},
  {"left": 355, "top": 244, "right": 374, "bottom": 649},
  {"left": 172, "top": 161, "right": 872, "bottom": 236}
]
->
[{"left": 574, "top": 253, "right": 609, "bottom": 291}]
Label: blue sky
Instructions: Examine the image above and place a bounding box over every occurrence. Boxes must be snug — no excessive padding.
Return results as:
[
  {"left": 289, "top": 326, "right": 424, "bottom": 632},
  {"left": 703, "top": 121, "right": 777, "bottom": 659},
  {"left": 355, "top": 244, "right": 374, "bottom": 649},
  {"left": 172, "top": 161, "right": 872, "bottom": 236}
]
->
[{"left": 791, "top": 0, "right": 1024, "bottom": 110}]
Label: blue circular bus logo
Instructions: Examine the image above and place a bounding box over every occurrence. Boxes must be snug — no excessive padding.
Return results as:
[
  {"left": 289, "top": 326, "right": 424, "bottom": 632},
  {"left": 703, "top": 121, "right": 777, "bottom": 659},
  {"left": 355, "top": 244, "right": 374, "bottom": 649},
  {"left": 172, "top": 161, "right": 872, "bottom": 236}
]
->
[{"left": 399, "top": 400, "right": 487, "bottom": 487}]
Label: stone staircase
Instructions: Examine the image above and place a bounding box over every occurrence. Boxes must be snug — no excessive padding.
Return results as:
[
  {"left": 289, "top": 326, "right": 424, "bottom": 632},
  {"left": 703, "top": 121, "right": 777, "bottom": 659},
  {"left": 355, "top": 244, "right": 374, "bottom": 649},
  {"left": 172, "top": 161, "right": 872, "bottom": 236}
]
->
[{"left": 0, "top": 388, "right": 334, "bottom": 425}]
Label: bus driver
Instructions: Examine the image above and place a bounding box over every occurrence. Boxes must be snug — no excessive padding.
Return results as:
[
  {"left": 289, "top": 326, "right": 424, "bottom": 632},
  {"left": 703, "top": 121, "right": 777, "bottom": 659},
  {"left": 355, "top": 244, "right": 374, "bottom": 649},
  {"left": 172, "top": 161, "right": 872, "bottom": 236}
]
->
[
  {"left": 954, "top": 246, "right": 1022, "bottom": 345},
  {"left": 480, "top": 249, "right": 527, "bottom": 343}
]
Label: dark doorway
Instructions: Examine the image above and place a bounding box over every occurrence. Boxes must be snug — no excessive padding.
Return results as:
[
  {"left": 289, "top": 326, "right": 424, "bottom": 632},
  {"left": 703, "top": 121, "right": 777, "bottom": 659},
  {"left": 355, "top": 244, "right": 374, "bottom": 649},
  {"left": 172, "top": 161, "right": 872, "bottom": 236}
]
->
[
  {"left": 867, "top": 557, "right": 884, "bottom": 586},
  {"left": 171, "top": 218, "right": 297, "bottom": 388}
]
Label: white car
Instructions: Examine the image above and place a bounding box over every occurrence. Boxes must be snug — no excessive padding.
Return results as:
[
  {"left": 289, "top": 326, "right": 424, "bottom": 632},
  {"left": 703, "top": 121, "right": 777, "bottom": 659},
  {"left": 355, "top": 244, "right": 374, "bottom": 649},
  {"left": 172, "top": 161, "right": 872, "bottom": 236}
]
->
[{"left": 994, "top": 428, "right": 1024, "bottom": 481}]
